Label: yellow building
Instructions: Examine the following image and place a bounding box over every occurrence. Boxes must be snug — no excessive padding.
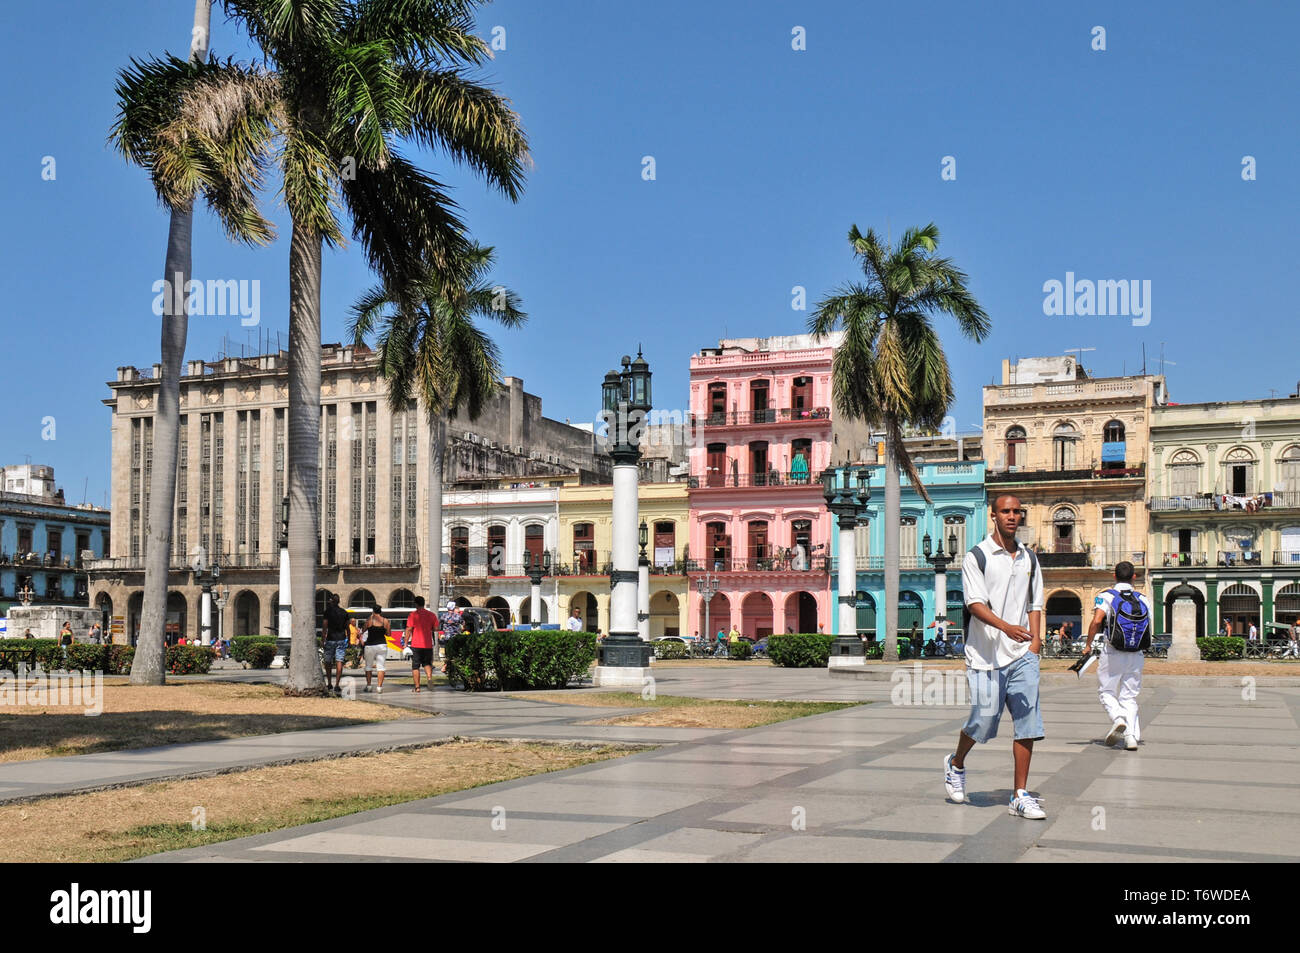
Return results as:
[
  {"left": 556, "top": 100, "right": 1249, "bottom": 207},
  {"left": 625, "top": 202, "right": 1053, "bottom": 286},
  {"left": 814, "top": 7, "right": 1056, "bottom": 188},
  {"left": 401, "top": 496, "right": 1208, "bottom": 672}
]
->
[
  {"left": 556, "top": 481, "right": 690, "bottom": 638},
  {"left": 982, "top": 356, "right": 1168, "bottom": 635}
]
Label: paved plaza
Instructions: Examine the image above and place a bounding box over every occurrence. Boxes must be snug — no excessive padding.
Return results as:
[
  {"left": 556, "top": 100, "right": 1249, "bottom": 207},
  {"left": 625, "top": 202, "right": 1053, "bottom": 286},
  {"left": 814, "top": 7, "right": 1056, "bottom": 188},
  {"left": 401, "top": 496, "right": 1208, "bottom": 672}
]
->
[{"left": 43, "top": 664, "right": 1287, "bottom": 864}]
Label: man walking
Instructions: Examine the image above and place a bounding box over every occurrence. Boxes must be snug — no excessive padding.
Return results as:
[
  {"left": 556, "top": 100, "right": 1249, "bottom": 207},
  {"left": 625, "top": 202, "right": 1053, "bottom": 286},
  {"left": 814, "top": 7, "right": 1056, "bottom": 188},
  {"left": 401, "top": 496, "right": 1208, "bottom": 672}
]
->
[
  {"left": 405, "top": 596, "right": 438, "bottom": 693},
  {"left": 565, "top": 608, "right": 584, "bottom": 632},
  {"left": 1081, "top": 561, "right": 1151, "bottom": 751},
  {"left": 321, "top": 593, "right": 350, "bottom": 694},
  {"left": 944, "top": 493, "right": 1046, "bottom": 819}
]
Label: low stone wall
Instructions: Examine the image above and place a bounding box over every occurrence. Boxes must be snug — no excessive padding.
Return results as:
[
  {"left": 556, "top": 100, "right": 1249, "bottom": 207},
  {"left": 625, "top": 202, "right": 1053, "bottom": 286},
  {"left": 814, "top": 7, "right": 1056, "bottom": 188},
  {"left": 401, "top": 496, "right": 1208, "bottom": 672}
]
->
[{"left": 4, "top": 605, "right": 101, "bottom": 641}]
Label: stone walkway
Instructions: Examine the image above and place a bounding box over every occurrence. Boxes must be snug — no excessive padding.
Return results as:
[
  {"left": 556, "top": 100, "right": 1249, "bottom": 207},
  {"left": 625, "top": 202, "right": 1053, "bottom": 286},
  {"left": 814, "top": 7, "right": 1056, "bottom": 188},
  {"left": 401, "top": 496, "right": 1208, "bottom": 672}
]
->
[{"left": 116, "top": 665, "right": 1300, "bottom": 863}]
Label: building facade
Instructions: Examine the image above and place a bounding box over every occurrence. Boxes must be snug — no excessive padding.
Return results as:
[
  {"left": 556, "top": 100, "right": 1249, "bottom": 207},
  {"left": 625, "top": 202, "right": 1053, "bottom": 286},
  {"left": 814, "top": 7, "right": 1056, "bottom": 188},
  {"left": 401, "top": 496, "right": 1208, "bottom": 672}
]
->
[
  {"left": 0, "top": 465, "right": 109, "bottom": 619},
  {"left": 684, "top": 334, "right": 874, "bottom": 638},
  {"left": 982, "top": 356, "right": 1166, "bottom": 636},
  {"left": 88, "top": 345, "right": 612, "bottom": 643},
  {"left": 1147, "top": 396, "right": 1300, "bottom": 636}
]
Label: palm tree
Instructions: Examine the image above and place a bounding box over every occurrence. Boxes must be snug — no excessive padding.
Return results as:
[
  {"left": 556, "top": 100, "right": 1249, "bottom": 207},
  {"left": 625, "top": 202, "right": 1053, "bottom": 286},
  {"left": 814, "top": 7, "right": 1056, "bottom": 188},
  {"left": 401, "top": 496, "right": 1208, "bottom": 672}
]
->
[
  {"left": 350, "top": 245, "right": 525, "bottom": 614},
  {"left": 113, "top": 1, "right": 234, "bottom": 685},
  {"left": 809, "top": 224, "right": 990, "bottom": 662},
  {"left": 112, "top": 0, "right": 528, "bottom": 691}
]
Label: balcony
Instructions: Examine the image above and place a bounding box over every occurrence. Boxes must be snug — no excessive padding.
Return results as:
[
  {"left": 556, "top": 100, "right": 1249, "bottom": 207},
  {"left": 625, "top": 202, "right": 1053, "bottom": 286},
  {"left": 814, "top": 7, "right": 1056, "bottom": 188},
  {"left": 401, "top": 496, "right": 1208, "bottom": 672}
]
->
[
  {"left": 685, "top": 555, "right": 832, "bottom": 574},
  {"left": 986, "top": 378, "right": 1150, "bottom": 406},
  {"left": 688, "top": 470, "right": 825, "bottom": 489},
  {"left": 1158, "top": 551, "right": 1211, "bottom": 568},
  {"left": 1217, "top": 550, "right": 1262, "bottom": 568},
  {"left": 987, "top": 464, "right": 1144, "bottom": 483},
  {"left": 1273, "top": 551, "right": 1300, "bottom": 566},
  {"left": 1036, "top": 551, "right": 1089, "bottom": 568},
  {"left": 693, "top": 407, "right": 831, "bottom": 429},
  {"left": 1149, "top": 491, "right": 1300, "bottom": 514}
]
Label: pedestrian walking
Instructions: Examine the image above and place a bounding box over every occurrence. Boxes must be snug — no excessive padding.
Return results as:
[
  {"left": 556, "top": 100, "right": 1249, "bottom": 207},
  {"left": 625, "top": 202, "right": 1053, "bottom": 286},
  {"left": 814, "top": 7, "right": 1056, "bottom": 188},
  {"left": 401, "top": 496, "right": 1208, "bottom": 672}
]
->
[
  {"left": 405, "top": 597, "right": 438, "bottom": 693},
  {"left": 1082, "top": 562, "right": 1152, "bottom": 751},
  {"left": 88, "top": 622, "right": 102, "bottom": 644},
  {"left": 321, "top": 593, "right": 350, "bottom": 693},
  {"left": 1288, "top": 617, "right": 1300, "bottom": 659},
  {"left": 1248, "top": 621, "right": 1259, "bottom": 642},
  {"left": 60, "top": 622, "right": 74, "bottom": 646},
  {"left": 361, "top": 604, "right": 390, "bottom": 694},
  {"left": 944, "top": 493, "right": 1046, "bottom": 820}
]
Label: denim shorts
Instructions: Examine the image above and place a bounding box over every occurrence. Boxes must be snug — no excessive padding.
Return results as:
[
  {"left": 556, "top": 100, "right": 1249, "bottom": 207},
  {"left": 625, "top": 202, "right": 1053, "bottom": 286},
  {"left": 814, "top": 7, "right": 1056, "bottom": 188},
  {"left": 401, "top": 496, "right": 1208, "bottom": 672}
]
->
[
  {"left": 324, "top": 639, "right": 347, "bottom": 663},
  {"left": 962, "top": 650, "right": 1043, "bottom": 743}
]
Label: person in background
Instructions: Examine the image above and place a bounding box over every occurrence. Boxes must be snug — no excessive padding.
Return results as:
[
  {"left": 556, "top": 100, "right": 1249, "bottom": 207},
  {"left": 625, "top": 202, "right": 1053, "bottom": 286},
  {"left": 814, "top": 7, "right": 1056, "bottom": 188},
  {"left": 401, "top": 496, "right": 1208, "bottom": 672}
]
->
[
  {"left": 565, "top": 608, "right": 584, "bottom": 632},
  {"left": 88, "top": 622, "right": 102, "bottom": 644},
  {"left": 1288, "top": 616, "right": 1300, "bottom": 660},
  {"left": 60, "top": 622, "right": 74, "bottom": 647},
  {"left": 362, "top": 603, "right": 390, "bottom": 694},
  {"left": 405, "top": 596, "right": 438, "bottom": 694},
  {"left": 321, "top": 593, "right": 350, "bottom": 694}
]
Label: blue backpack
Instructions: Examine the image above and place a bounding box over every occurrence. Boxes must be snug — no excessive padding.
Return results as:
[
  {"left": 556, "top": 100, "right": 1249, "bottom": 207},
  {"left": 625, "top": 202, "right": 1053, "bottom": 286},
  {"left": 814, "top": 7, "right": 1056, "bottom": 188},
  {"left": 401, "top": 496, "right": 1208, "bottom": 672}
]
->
[{"left": 1104, "top": 589, "right": 1151, "bottom": 652}]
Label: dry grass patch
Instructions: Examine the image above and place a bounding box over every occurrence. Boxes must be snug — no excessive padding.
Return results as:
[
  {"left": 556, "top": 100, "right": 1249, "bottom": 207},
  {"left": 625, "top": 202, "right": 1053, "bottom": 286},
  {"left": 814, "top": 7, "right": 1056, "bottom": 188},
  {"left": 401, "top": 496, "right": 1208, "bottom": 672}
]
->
[
  {"left": 0, "top": 680, "right": 424, "bottom": 762},
  {"left": 0, "top": 739, "right": 634, "bottom": 862},
  {"left": 519, "top": 691, "right": 861, "bottom": 729}
]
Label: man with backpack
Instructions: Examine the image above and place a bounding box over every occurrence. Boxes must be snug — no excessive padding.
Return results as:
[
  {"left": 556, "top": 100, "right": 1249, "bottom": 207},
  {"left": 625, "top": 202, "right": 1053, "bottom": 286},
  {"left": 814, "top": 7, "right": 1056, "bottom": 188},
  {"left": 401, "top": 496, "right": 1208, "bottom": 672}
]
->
[
  {"left": 1081, "top": 561, "right": 1151, "bottom": 751},
  {"left": 944, "top": 493, "right": 1047, "bottom": 820}
]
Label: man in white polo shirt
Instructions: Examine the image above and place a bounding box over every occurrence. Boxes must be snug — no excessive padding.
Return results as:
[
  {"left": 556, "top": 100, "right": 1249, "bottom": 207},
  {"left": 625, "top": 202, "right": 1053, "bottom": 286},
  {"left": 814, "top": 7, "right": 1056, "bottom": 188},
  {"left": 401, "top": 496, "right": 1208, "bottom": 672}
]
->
[{"left": 943, "top": 493, "right": 1047, "bottom": 819}]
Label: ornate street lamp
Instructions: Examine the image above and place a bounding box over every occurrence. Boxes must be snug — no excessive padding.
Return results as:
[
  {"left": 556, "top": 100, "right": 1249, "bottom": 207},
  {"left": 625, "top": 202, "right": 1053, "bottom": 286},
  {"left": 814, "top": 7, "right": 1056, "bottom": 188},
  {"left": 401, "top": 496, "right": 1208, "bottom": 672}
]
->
[
  {"left": 695, "top": 571, "right": 720, "bottom": 652},
  {"left": 824, "top": 465, "right": 871, "bottom": 665},
  {"left": 923, "top": 529, "right": 960, "bottom": 653},
  {"left": 195, "top": 548, "right": 221, "bottom": 646},
  {"left": 523, "top": 549, "right": 552, "bottom": 628},
  {"left": 638, "top": 520, "right": 650, "bottom": 640},
  {"left": 596, "top": 348, "right": 654, "bottom": 681},
  {"left": 277, "top": 496, "right": 291, "bottom": 639}
]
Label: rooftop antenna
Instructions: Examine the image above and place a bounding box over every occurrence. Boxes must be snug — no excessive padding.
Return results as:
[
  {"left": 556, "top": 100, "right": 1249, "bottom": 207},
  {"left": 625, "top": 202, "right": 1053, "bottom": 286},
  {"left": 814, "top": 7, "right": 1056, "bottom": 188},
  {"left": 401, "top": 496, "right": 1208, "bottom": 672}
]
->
[
  {"left": 1064, "top": 346, "right": 1095, "bottom": 375},
  {"left": 1159, "top": 342, "right": 1176, "bottom": 377},
  {"left": 1141, "top": 342, "right": 1147, "bottom": 375}
]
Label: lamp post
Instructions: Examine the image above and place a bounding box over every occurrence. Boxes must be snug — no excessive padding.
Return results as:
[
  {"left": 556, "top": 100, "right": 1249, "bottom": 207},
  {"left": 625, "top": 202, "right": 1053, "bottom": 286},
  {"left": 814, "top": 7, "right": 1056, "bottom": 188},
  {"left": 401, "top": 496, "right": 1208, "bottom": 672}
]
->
[
  {"left": 923, "top": 530, "right": 959, "bottom": 647},
  {"left": 214, "top": 585, "right": 229, "bottom": 651},
  {"left": 523, "top": 549, "right": 551, "bottom": 628},
  {"left": 695, "top": 571, "right": 719, "bottom": 651},
  {"left": 823, "top": 465, "right": 871, "bottom": 665},
  {"left": 277, "top": 496, "right": 291, "bottom": 639},
  {"left": 196, "top": 548, "right": 220, "bottom": 646},
  {"left": 594, "top": 348, "right": 654, "bottom": 684},
  {"left": 638, "top": 519, "right": 651, "bottom": 641}
]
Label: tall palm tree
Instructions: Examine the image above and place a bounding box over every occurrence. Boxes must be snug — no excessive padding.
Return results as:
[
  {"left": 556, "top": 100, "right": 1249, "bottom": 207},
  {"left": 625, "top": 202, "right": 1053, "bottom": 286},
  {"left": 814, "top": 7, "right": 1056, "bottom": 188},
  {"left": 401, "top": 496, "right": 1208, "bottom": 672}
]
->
[
  {"left": 112, "top": 1, "right": 235, "bottom": 684},
  {"left": 112, "top": 0, "right": 528, "bottom": 691},
  {"left": 809, "top": 224, "right": 989, "bottom": 662},
  {"left": 350, "top": 245, "right": 525, "bottom": 614}
]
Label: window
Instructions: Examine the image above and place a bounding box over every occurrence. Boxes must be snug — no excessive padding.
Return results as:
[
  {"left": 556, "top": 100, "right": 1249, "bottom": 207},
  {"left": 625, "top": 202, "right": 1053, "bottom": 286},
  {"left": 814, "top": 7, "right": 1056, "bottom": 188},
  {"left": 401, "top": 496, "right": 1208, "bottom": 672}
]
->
[
  {"left": 1102, "top": 507, "right": 1126, "bottom": 563},
  {"left": 1104, "top": 420, "right": 1125, "bottom": 443},
  {"left": 750, "top": 379, "right": 771, "bottom": 421},
  {"left": 573, "top": 522, "right": 594, "bottom": 571},
  {"left": 488, "top": 524, "right": 506, "bottom": 575},
  {"left": 791, "top": 376, "right": 813, "bottom": 410},
  {"left": 1005, "top": 426, "right": 1026, "bottom": 468},
  {"left": 1279, "top": 446, "right": 1300, "bottom": 500},
  {"left": 524, "top": 524, "right": 545, "bottom": 568},
  {"left": 653, "top": 521, "right": 675, "bottom": 567},
  {"left": 791, "top": 519, "right": 812, "bottom": 568},
  {"left": 1168, "top": 449, "right": 1199, "bottom": 496},
  {"left": 749, "top": 441, "right": 769, "bottom": 484},
  {"left": 1223, "top": 447, "right": 1256, "bottom": 495},
  {"left": 451, "top": 527, "right": 469, "bottom": 573},
  {"left": 944, "top": 514, "right": 966, "bottom": 556},
  {"left": 707, "top": 384, "right": 726, "bottom": 421},
  {"left": 706, "top": 521, "right": 730, "bottom": 568},
  {"left": 747, "top": 520, "right": 768, "bottom": 569},
  {"left": 1053, "top": 424, "right": 1079, "bottom": 470},
  {"left": 853, "top": 522, "right": 871, "bottom": 567},
  {"left": 899, "top": 516, "right": 917, "bottom": 560},
  {"left": 1053, "top": 508, "right": 1076, "bottom": 553}
]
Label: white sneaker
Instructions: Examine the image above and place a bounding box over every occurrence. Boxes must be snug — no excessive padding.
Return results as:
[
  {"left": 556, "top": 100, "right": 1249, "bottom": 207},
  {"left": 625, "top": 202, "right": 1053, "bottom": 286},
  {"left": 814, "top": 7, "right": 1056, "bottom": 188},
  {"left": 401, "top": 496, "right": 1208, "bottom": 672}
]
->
[
  {"left": 1124, "top": 732, "right": 1138, "bottom": 750},
  {"left": 1009, "top": 789, "right": 1046, "bottom": 819},
  {"left": 943, "top": 753, "right": 966, "bottom": 803},
  {"left": 1104, "top": 720, "right": 1127, "bottom": 747},
  {"left": 376, "top": 684, "right": 383, "bottom": 694}
]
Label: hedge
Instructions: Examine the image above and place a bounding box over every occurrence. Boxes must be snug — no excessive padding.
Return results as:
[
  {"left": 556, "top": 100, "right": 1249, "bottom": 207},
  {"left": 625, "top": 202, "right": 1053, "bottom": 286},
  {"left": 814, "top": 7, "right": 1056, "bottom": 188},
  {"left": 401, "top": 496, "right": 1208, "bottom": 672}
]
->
[
  {"left": 768, "top": 633, "right": 835, "bottom": 667},
  {"left": 652, "top": 640, "right": 691, "bottom": 660},
  {"left": 166, "top": 644, "right": 215, "bottom": 675},
  {"left": 0, "top": 638, "right": 63, "bottom": 670},
  {"left": 1196, "top": 636, "right": 1246, "bottom": 661},
  {"left": 727, "top": 640, "right": 753, "bottom": 660},
  {"left": 245, "top": 643, "right": 279, "bottom": 668},
  {"left": 446, "top": 630, "right": 597, "bottom": 691},
  {"left": 230, "top": 635, "right": 277, "bottom": 663}
]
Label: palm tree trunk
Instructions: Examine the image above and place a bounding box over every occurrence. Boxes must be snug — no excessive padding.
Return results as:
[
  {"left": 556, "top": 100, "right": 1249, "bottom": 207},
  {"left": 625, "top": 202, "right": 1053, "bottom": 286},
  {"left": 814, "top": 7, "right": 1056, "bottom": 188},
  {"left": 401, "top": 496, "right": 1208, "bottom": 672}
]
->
[
  {"left": 883, "top": 426, "right": 901, "bottom": 662},
  {"left": 286, "top": 220, "right": 324, "bottom": 692},
  {"left": 426, "top": 410, "right": 445, "bottom": 610},
  {"left": 130, "top": 0, "right": 212, "bottom": 686}
]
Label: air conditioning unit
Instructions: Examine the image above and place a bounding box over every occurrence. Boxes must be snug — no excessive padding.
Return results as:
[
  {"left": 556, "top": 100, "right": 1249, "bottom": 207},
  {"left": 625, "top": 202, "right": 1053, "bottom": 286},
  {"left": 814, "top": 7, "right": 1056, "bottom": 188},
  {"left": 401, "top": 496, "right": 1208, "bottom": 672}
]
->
[{"left": 363, "top": 554, "right": 376, "bottom": 565}]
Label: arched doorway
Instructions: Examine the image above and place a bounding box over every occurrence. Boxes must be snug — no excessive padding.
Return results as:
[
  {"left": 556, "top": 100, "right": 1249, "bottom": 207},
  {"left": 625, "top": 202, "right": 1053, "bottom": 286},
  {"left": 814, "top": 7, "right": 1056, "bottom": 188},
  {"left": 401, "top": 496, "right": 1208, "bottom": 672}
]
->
[
  {"left": 485, "top": 596, "right": 511, "bottom": 629},
  {"left": 650, "top": 590, "right": 679, "bottom": 639},
  {"left": 233, "top": 590, "right": 260, "bottom": 636},
  {"left": 702, "top": 591, "right": 731, "bottom": 638},
  {"left": 453, "top": 596, "right": 473, "bottom": 609},
  {"left": 1045, "top": 591, "right": 1083, "bottom": 640},
  {"left": 389, "top": 588, "right": 418, "bottom": 609},
  {"left": 784, "top": 591, "right": 818, "bottom": 633},
  {"left": 166, "top": 591, "right": 187, "bottom": 645},
  {"left": 856, "top": 590, "right": 876, "bottom": 639},
  {"left": 897, "top": 590, "right": 924, "bottom": 634},
  {"left": 127, "top": 591, "right": 144, "bottom": 646},
  {"left": 1275, "top": 583, "right": 1300, "bottom": 629},
  {"left": 1165, "top": 582, "right": 1204, "bottom": 638},
  {"left": 1220, "top": 583, "right": 1260, "bottom": 635},
  {"left": 569, "top": 591, "right": 598, "bottom": 631},
  {"left": 741, "top": 592, "right": 773, "bottom": 640},
  {"left": 519, "top": 596, "right": 548, "bottom": 626},
  {"left": 95, "top": 592, "right": 113, "bottom": 638}
]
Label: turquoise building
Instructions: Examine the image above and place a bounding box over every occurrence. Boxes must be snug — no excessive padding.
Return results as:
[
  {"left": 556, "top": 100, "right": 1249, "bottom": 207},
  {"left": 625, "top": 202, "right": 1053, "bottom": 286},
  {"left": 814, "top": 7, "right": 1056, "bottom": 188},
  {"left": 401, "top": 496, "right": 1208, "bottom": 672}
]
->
[{"left": 829, "top": 460, "right": 987, "bottom": 637}]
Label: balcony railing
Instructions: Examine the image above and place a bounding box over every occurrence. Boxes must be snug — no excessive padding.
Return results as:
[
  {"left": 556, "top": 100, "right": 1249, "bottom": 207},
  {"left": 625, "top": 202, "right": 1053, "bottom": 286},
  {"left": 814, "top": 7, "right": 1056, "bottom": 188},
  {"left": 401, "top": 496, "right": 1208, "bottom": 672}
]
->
[
  {"left": 689, "top": 470, "right": 825, "bottom": 489},
  {"left": 1159, "top": 551, "right": 1211, "bottom": 567},
  {"left": 1272, "top": 551, "right": 1300, "bottom": 566},
  {"left": 1150, "top": 491, "right": 1300, "bottom": 513},
  {"left": 693, "top": 407, "right": 831, "bottom": 428},
  {"left": 1217, "top": 550, "right": 1262, "bottom": 567},
  {"left": 853, "top": 555, "right": 932, "bottom": 570},
  {"left": 685, "top": 556, "right": 832, "bottom": 574},
  {"left": 988, "top": 464, "right": 1144, "bottom": 483}
]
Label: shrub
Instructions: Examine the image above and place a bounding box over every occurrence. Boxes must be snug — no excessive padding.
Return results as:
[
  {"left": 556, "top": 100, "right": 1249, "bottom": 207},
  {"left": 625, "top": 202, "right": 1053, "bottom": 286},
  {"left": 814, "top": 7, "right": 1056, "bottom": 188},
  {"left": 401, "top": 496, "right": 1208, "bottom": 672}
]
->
[
  {"left": 653, "top": 640, "right": 690, "bottom": 660},
  {"left": 728, "top": 640, "right": 753, "bottom": 660},
  {"left": 0, "top": 638, "right": 63, "bottom": 671},
  {"left": 864, "top": 640, "right": 884, "bottom": 660},
  {"left": 1196, "top": 636, "right": 1245, "bottom": 661},
  {"left": 446, "top": 630, "right": 597, "bottom": 691},
  {"left": 107, "top": 644, "right": 135, "bottom": 675},
  {"left": 65, "top": 644, "right": 110, "bottom": 671},
  {"left": 768, "top": 633, "right": 835, "bottom": 667},
  {"left": 166, "top": 644, "right": 215, "bottom": 675},
  {"left": 230, "top": 635, "right": 278, "bottom": 663},
  {"left": 245, "top": 643, "right": 278, "bottom": 668}
]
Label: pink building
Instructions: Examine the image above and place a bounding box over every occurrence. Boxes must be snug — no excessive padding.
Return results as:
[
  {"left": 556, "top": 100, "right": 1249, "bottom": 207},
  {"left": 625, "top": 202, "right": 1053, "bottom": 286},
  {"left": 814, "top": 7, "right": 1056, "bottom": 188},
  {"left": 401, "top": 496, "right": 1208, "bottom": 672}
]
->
[{"left": 686, "top": 334, "right": 870, "bottom": 638}]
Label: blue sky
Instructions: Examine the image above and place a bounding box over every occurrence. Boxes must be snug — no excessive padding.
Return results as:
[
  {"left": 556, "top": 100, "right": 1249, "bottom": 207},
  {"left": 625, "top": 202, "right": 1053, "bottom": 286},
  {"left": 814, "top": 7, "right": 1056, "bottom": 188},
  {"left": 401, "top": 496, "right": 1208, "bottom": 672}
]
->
[{"left": 2, "top": 0, "right": 1297, "bottom": 507}]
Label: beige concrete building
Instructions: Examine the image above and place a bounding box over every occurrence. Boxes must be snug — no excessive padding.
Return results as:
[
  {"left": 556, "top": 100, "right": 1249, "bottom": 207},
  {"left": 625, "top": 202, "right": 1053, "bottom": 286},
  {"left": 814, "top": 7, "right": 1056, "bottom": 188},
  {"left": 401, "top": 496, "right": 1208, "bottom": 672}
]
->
[
  {"left": 88, "top": 345, "right": 613, "bottom": 643},
  {"left": 981, "top": 355, "right": 1168, "bottom": 636}
]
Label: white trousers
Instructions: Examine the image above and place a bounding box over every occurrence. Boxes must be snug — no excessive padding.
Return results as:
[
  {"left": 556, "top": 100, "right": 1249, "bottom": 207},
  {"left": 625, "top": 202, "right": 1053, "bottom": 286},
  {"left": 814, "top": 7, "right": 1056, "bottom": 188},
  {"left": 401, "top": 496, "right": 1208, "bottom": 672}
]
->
[{"left": 1097, "top": 647, "right": 1143, "bottom": 741}]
